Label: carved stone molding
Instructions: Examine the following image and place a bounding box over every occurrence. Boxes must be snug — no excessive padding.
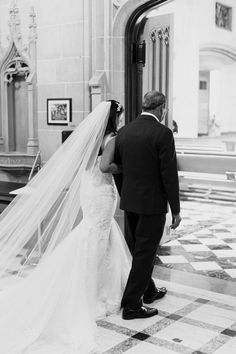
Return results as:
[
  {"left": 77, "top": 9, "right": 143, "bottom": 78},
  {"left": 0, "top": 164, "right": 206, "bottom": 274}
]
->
[
  {"left": 0, "top": 3, "right": 38, "bottom": 155},
  {"left": 150, "top": 30, "right": 156, "bottom": 43},
  {"left": 0, "top": 153, "right": 36, "bottom": 167},
  {"left": 163, "top": 27, "right": 169, "bottom": 45},
  {"left": 8, "top": 0, "right": 22, "bottom": 43},
  {"left": 29, "top": 7, "right": 37, "bottom": 43},
  {"left": 149, "top": 26, "right": 170, "bottom": 45},
  {"left": 4, "top": 55, "right": 30, "bottom": 83},
  {"left": 113, "top": 0, "right": 126, "bottom": 9}
]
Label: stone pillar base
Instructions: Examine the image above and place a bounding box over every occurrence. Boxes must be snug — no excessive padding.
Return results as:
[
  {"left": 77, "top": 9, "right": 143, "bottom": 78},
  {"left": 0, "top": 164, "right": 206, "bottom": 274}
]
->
[{"left": 27, "top": 138, "right": 39, "bottom": 155}]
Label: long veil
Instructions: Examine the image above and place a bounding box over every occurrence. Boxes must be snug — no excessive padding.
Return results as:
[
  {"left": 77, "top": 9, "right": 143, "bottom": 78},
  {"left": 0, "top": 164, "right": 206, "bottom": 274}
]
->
[{"left": 0, "top": 101, "right": 111, "bottom": 280}]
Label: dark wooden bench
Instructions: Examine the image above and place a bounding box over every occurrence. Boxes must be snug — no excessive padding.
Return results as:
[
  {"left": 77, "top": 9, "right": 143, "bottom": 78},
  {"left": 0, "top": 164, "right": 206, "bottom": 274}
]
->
[
  {"left": 177, "top": 151, "right": 236, "bottom": 202},
  {"left": 0, "top": 181, "right": 26, "bottom": 212}
]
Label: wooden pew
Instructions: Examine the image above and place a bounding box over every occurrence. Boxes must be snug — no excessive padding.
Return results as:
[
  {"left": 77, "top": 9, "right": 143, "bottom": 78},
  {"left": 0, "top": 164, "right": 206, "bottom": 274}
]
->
[
  {"left": 176, "top": 144, "right": 225, "bottom": 154},
  {"left": 177, "top": 151, "right": 236, "bottom": 202}
]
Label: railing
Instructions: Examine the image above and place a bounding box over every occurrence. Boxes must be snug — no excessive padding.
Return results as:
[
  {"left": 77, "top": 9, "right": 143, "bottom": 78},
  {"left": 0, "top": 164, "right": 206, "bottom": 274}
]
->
[{"left": 28, "top": 150, "right": 42, "bottom": 182}]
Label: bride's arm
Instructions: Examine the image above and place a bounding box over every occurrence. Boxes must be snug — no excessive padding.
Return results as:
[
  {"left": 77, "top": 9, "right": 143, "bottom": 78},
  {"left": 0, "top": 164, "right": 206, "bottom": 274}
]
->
[{"left": 100, "top": 138, "right": 122, "bottom": 174}]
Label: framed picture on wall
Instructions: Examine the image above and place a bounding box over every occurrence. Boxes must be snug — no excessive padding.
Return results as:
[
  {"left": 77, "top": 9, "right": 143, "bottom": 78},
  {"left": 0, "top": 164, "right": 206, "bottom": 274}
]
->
[{"left": 47, "top": 98, "right": 72, "bottom": 125}]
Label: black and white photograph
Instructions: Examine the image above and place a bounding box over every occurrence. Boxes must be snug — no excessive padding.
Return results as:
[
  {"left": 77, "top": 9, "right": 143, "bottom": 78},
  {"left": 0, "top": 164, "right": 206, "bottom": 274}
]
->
[
  {"left": 47, "top": 98, "right": 72, "bottom": 125},
  {"left": 0, "top": 0, "right": 236, "bottom": 353}
]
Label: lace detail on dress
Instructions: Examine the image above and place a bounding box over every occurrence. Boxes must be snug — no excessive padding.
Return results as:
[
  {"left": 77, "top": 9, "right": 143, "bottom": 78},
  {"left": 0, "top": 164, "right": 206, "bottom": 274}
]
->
[{"left": 80, "top": 157, "right": 117, "bottom": 233}]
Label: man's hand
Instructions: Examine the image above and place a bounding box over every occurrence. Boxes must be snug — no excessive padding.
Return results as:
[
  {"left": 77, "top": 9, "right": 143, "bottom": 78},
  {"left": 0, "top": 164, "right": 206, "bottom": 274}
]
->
[{"left": 170, "top": 213, "right": 181, "bottom": 229}]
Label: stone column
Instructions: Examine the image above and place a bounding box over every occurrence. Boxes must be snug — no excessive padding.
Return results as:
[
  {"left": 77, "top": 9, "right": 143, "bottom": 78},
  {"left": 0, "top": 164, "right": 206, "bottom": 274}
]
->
[
  {"left": 90, "top": 0, "right": 114, "bottom": 106},
  {"left": 27, "top": 7, "right": 39, "bottom": 155},
  {"left": 27, "top": 73, "right": 38, "bottom": 154},
  {"left": 2, "top": 81, "right": 9, "bottom": 152}
]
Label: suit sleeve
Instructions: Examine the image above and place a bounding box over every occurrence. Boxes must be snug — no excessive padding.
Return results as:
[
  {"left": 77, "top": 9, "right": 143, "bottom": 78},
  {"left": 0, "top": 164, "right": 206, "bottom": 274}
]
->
[{"left": 159, "top": 128, "right": 180, "bottom": 215}]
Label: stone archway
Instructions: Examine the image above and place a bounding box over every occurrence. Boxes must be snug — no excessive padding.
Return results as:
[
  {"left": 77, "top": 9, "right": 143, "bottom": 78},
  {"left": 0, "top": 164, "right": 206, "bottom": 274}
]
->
[
  {"left": 110, "top": 0, "right": 169, "bottom": 120},
  {"left": 200, "top": 43, "right": 236, "bottom": 70},
  {"left": 199, "top": 43, "right": 236, "bottom": 135}
]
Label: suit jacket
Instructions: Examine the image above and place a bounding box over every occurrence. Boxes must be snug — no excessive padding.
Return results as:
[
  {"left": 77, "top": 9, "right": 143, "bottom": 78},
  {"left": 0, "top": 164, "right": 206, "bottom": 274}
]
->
[{"left": 114, "top": 114, "right": 180, "bottom": 215}]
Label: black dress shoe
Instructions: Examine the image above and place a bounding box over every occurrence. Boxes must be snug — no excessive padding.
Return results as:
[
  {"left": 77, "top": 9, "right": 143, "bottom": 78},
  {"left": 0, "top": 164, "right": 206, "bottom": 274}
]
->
[
  {"left": 122, "top": 305, "right": 158, "bottom": 320},
  {"left": 143, "top": 287, "right": 167, "bottom": 304}
]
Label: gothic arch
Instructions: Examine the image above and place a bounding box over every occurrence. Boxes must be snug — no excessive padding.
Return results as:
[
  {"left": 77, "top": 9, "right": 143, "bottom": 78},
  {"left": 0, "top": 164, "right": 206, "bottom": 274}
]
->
[
  {"left": 0, "top": 41, "right": 31, "bottom": 152},
  {"left": 199, "top": 43, "right": 236, "bottom": 70},
  {"left": 0, "top": 4, "right": 38, "bottom": 156},
  {"left": 111, "top": 0, "right": 169, "bottom": 119}
]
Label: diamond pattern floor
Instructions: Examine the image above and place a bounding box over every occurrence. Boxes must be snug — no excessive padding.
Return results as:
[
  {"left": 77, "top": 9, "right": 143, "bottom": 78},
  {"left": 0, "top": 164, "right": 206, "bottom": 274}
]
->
[{"left": 157, "top": 201, "right": 236, "bottom": 282}]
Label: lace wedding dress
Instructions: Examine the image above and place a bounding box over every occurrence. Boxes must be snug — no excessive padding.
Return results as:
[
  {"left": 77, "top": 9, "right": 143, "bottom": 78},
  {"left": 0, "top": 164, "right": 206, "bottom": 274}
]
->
[{"left": 0, "top": 155, "right": 131, "bottom": 353}]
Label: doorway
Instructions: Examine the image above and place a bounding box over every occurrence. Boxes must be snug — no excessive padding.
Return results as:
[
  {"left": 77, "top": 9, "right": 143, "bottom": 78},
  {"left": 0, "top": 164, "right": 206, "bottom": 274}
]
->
[{"left": 125, "top": 0, "right": 172, "bottom": 126}]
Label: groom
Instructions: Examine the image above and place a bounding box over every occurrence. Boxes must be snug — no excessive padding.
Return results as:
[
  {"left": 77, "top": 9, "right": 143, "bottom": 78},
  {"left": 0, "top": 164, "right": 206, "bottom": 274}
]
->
[{"left": 114, "top": 90, "right": 181, "bottom": 320}]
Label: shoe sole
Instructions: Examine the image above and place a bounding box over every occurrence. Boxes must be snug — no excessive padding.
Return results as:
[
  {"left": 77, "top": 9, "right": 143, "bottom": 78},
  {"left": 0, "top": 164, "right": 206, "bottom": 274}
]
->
[{"left": 122, "top": 310, "right": 158, "bottom": 320}]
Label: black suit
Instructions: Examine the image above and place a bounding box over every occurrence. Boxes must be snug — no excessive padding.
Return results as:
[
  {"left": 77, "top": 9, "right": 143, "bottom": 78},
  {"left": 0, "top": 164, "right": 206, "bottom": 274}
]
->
[{"left": 115, "top": 114, "right": 180, "bottom": 309}]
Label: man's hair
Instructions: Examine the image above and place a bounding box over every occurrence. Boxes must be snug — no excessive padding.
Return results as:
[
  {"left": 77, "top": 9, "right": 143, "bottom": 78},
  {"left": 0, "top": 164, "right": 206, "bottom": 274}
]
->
[{"left": 142, "top": 91, "right": 166, "bottom": 111}]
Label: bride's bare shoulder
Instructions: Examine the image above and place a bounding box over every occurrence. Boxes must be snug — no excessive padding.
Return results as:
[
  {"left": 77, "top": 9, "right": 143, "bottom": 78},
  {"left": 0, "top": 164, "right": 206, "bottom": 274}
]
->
[{"left": 102, "top": 133, "right": 116, "bottom": 150}]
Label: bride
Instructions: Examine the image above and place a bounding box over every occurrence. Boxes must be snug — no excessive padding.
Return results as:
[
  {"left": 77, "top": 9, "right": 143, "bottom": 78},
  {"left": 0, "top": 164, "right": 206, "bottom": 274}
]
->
[{"left": 0, "top": 100, "right": 131, "bottom": 353}]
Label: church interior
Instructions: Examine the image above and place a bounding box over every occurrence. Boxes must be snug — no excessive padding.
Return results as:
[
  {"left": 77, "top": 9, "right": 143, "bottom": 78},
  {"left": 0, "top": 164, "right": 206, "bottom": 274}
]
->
[{"left": 0, "top": 0, "right": 236, "bottom": 353}]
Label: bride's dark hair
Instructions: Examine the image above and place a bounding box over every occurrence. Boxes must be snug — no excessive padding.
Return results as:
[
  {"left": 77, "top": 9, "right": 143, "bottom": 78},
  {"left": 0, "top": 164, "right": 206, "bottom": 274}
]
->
[{"left": 105, "top": 100, "right": 124, "bottom": 135}]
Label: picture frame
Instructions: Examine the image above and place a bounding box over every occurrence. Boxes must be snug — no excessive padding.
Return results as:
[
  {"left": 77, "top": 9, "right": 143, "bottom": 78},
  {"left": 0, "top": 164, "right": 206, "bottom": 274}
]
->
[
  {"left": 47, "top": 98, "right": 72, "bottom": 125},
  {"left": 215, "top": 2, "right": 232, "bottom": 31}
]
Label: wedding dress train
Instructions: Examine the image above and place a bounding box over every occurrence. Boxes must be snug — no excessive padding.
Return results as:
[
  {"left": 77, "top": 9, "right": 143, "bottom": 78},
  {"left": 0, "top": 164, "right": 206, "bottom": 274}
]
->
[{"left": 0, "top": 158, "right": 131, "bottom": 354}]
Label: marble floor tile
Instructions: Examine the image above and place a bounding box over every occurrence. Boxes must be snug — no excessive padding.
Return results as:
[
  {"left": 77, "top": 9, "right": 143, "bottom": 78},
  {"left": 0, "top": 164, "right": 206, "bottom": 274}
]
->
[
  {"left": 224, "top": 268, "right": 236, "bottom": 278},
  {"left": 198, "top": 269, "right": 233, "bottom": 281},
  {"left": 209, "top": 225, "right": 231, "bottom": 231},
  {"left": 154, "top": 321, "right": 217, "bottom": 350},
  {"left": 190, "top": 262, "right": 222, "bottom": 271},
  {"left": 106, "top": 312, "right": 164, "bottom": 332},
  {"left": 207, "top": 244, "right": 232, "bottom": 251},
  {"left": 215, "top": 233, "right": 236, "bottom": 239},
  {"left": 198, "top": 238, "right": 227, "bottom": 245},
  {"left": 96, "top": 277, "right": 236, "bottom": 354},
  {"left": 193, "top": 229, "right": 212, "bottom": 235},
  {"left": 158, "top": 262, "right": 196, "bottom": 273},
  {"left": 165, "top": 240, "right": 181, "bottom": 246},
  {"left": 156, "top": 279, "right": 236, "bottom": 308},
  {"left": 214, "top": 337, "right": 236, "bottom": 354},
  {"left": 182, "top": 244, "right": 210, "bottom": 252},
  {"left": 157, "top": 246, "right": 184, "bottom": 256},
  {"left": 181, "top": 219, "right": 197, "bottom": 225},
  {"left": 217, "top": 257, "right": 236, "bottom": 269},
  {"left": 97, "top": 327, "right": 128, "bottom": 352},
  {"left": 156, "top": 200, "right": 236, "bottom": 282},
  {"left": 159, "top": 256, "right": 189, "bottom": 264},
  {"left": 179, "top": 234, "right": 200, "bottom": 240},
  {"left": 224, "top": 238, "right": 236, "bottom": 244},
  {"left": 211, "top": 250, "right": 236, "bottom": 258},
  {"left": 124, "top": 341, "right": 178, "bottom": 354},
  {"left": 152, "top": 294, "right": 193, "bottom": 313},
  {"left": 179, "top": 239, "right": 201, "bottom": 245},
  {"left": 184, "top": 251, "right": 216, "bottom": 263},
  {"left": 186, "top": 304, "right": 236, "bottom": 328}
]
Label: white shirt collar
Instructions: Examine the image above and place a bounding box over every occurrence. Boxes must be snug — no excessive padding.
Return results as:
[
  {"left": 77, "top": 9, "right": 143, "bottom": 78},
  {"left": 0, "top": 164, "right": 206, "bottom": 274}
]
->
[{"left": 141, "top": 112, "right": 160, "bottom": 122}]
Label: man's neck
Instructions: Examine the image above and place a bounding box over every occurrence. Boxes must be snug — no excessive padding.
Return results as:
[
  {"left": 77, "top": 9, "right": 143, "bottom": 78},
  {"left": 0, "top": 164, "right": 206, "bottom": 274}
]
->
[{"left": 141, "top": 111, "right": 160, "bottom": 122}]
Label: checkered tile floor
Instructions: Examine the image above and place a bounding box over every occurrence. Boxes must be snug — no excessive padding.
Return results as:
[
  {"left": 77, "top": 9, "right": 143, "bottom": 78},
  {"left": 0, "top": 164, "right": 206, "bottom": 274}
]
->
[
  {"left": 97, "top": 279, "right": 236, "bottom": 354},
  {"left": 98, "top": 200, "right": 236, "bottom": 354},
  {"left": 157, "top": 201, "right": 236, "bottom": 282}
]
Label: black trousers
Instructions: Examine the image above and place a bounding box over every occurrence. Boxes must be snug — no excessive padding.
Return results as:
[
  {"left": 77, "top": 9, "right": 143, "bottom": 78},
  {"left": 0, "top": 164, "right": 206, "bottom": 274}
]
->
[{"left": 121, "top": 211, "right": 166, "bottom": 309}]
